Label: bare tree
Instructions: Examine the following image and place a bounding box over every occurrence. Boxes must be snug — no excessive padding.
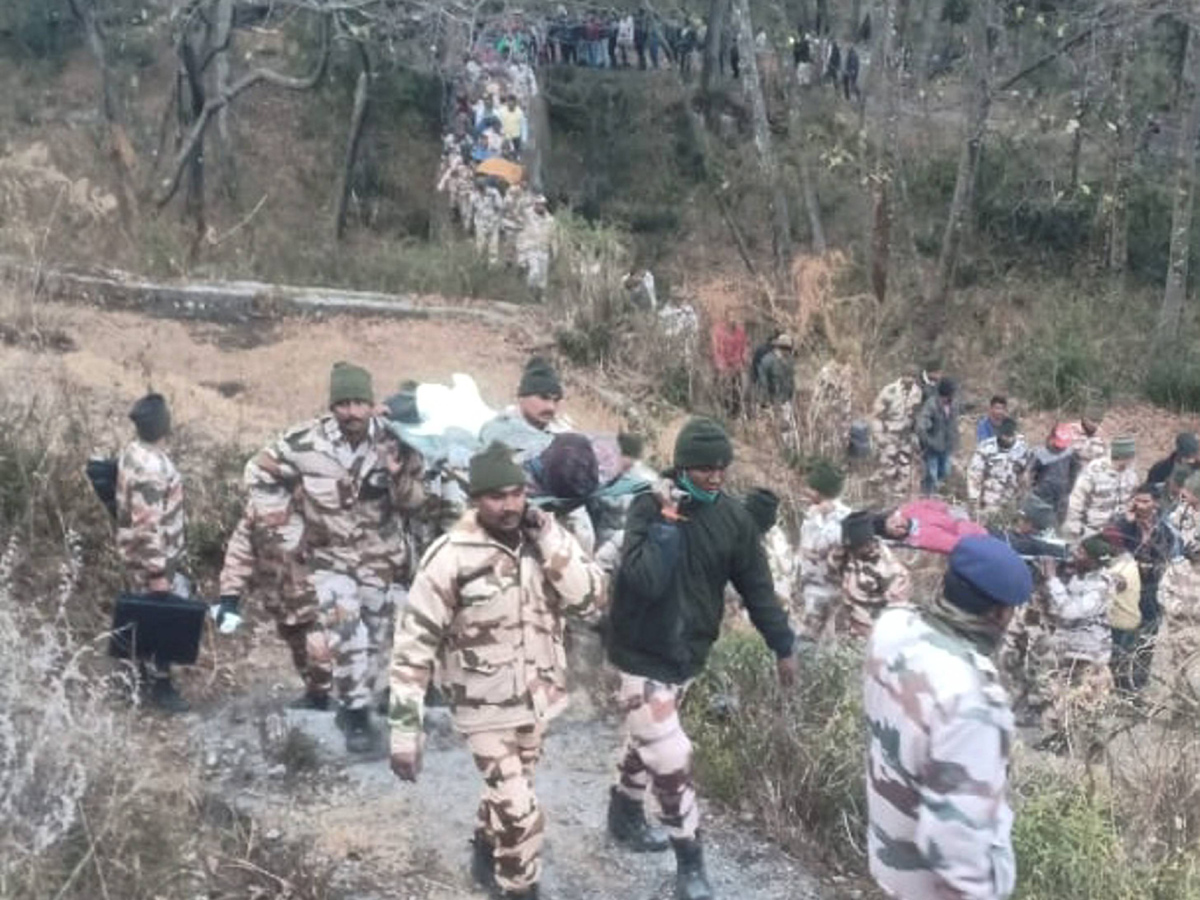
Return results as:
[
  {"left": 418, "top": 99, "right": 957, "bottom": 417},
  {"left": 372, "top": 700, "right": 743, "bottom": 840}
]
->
[
  {"left": 1157, "top": 22, "right": 1200, "bottom": 347},
  {"left": 702, "top": 0, "right": 729, "bottom": 93},
  {"left": 334, "top": 43, "right": 373, "bottom": 239},
  {"left": 1106, "top": 23, "right": 1136, "bottom": 276},
  {"left": 930, "top": 0, "right": 993, "bottom": 320}
]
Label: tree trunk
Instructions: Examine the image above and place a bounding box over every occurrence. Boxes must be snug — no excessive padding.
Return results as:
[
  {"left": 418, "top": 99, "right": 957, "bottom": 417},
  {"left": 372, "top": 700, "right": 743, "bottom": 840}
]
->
[
  {"left": 868, "top": 0, "right": 903, "bottom": 302},
  {"left": 67, "top": 0, "right": 137, "bottom": 224},
  {"left": 179, "top": 36, "right": 207, "bottom": 246},
  {"left": 915, "top": 0, "right": 939, "bottom": 81},
  {"left": 334, "top": 49, "right": 371, "bottom": 240},
  {"left": 212, "top": 0, "right": 237, "bottom": 196},
  {"left": 1067, "top": 36, "right": 1093, "bottom": 195},
  {"left": 930, "top": 0, "right": 992, "bottom": 321},
  {"left": 1107, "top": 26, "right": 1135, "bottom": 276},
  {"left": 1157, "top": 24, "right": 1200, "bottom": 347},
  {"left": 702, "top": 0, "right": 728, "bottom": 94},
  {"left": 734, "top": 0, "right": 792, "bottom": 283}
]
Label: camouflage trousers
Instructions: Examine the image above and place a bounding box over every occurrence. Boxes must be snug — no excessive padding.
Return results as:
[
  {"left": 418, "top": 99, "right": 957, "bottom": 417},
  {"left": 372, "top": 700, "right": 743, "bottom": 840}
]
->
[
  {"left": 872, "top": 435, "right": 916, "bottom": 497},
  {"left": 467, "top": 723, "right": 546, "bottom": 893},
  {"left": 767, "top": 402, "right": 798, "bottom": 454},
  {"left": 475, "top": 220, "right": 501, "bottom": 264},
  {"left": 519, "top": 249, "right": 550, "bottom": 291},
  {"left": 1001, "top": 616, "right": 1052, "bottom": 719},
  {"left": 313, "top": 571, "right": 407, "bottom": 710},
  {"left": 276, "top": 620, "right": 334, "bottom": 697},
  {"left": 1042, "top": 657, "right": 1113, "bottom": 754},
  {"left": 800, "top": 584, "right": 839, "bottom": 642},
  {"left": 613, "top": 672, "right": 699, "bottom": 840}
]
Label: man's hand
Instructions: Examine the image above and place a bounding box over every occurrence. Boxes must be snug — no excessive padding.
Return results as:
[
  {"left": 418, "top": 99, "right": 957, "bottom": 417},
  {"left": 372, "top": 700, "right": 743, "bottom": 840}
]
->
[
  {"left": 390, "top": 735, "right": 423, "bottom": 782},
  {"left": 521, "top": 505, "right": 551, "bottom": 542},
  {"left": 210, "top": 596, "right": 243, "bottom": 635},
  {"left": 776, "top": 653, "right": 799, "bottom": 688}
]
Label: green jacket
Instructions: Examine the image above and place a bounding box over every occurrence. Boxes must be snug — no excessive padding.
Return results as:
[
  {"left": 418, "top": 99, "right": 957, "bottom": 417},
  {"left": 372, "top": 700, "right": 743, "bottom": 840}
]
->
[{"left": 608, "top": 488, "right": 795, "bottom": 683}]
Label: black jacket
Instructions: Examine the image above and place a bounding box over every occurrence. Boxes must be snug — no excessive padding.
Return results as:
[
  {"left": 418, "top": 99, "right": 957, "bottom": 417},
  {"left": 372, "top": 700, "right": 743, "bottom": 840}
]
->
[
  {"left": 1147, "top": 452, "right": 1199, "bottom": 486},
  {"left": 608, "top": 489, "right": 795, "bottom": 683}
]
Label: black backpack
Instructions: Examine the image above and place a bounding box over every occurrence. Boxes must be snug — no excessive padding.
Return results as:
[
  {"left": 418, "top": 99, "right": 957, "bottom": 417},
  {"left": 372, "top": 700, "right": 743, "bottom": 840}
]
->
[{"left": 86, "top": 456, "right": 119, "bottom": 520}]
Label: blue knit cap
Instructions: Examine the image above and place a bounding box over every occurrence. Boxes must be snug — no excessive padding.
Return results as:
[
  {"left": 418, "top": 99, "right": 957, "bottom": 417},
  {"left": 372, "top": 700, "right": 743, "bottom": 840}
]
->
[{"left": 948, "top": 535, "right": 1033, "bottom": 607}]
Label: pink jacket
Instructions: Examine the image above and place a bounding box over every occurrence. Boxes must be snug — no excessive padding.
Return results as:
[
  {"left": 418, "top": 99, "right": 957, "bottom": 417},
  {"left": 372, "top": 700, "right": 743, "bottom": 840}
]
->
[
  {"left": 711, "top": 322, "right": 748, "bottom": 374},
  {"left": 900, "top": 500, "right": 987, "bottom": 555}
]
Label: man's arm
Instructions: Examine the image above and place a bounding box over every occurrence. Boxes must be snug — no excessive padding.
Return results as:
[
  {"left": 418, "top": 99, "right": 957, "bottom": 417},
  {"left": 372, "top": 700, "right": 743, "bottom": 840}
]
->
[
  {"left": 389, "top": 546, "right": 456, "bottom": 760},
  {"left": 966, "top": 451, "right": 985, "bottom": 504},
  {"left": 384, "top": 431, "right": 426, "bottom": 513},
  {"left": 915, "top": 698, "right": 1015, "bottom": 899},
  {"left": 117, "top": 460, "right": 172, "bottom": 589},
  {"left": 729, "top": 515, "right": 796, "bottom": 659},
  {"left": 531, "top": 510, "right": 606, "bottom": 621},
  {"left": 1064, "top": 466, "right": 1092, "bottom": 537}
]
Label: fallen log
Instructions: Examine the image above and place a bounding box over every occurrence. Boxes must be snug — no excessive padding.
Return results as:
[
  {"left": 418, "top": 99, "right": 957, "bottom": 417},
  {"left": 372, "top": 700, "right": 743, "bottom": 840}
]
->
[{"left": 1, "top": 256, "right": 526, "bottom": 328}]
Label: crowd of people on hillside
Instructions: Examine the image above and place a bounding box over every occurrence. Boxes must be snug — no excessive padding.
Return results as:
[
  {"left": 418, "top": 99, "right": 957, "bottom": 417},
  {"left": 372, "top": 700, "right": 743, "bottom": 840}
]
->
[{"left": 99, "top": 327, "right": 1200, "bottom": 900}]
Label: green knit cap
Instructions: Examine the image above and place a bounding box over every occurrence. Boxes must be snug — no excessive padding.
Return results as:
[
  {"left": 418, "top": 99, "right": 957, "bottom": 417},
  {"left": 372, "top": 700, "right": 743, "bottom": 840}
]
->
[
  {"left": 329, "top": 362, "right": 374, "bottom": 406},
  {"left": 468, "top": 441, "right": 527, "bottom": 497},
  {"left": 518, "top": 356, "right": 563, "bottom": 398},
  {"left": 673, "top": 417, "right": 733, "bottom": 470},
  {"left": 1111, "top": 435, "right": 1136, "bottom": 461},
  {"left": 806, "top": 459, "right": 845, "bottom": 499},
  {"left": 1081, "top": 535, "right": 1114, "bottom": 563},
  {"left": 842, "top": 510, "right": 875, "bottom": 549}
]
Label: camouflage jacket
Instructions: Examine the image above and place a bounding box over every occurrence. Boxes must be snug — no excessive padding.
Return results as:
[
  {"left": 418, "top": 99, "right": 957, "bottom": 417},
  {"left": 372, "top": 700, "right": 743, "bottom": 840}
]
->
[
  {"left": 236, "top": 416, "right": 424, "bottom": 593},
  {"left": 967, "top": 437, "right": 1029, "bottom": 513},
  {"left": 116, "top": 440, "right": 186, "bottom": 592},
  {"left": 1160, "top": 558, "right": 1200, "bottom": 626},
  {"left": 871, "top": 376, "right": 923, "bottom": 440},
  {"left": 830, "top": 541, "right": 912, "bottom": 638},
  {"left": 1065, "top": 458, "right": 1139, "bottom": 538},
  {"left": 472, "top": 186, "right": 504, "bottom": 230},
  {"left": 864, "top": 605, "right": 1016, "bottom": 900},
  {"left": 515, "top": 209, "right": 556, "bottom": 257},
  {"left": 1072, "top": 431, "right": 1107, "bottom": 466},
  {"left": 1168, "top": 500, "right": 1200, "bottom": 557},
  {"left": 763, "top": 524, "right": 798, "bottom": 607},
  {"left": 219, "top": 490, "right": 312, "bottom": 624},
  {"left": 1045, "top": 570, "right": 1113, "bottom": 664},
  {"left": 389, "top": 510, "right": 604, "bottom": 744},
  {"left": 798, "top": 500, "right": 850, "bottom": 607}
]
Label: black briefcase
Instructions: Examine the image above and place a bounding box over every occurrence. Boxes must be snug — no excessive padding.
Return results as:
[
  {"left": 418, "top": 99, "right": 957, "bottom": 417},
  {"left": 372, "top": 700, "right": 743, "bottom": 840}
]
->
[{"left": 108, "top": 592, "right": 208, "bottom": 665}]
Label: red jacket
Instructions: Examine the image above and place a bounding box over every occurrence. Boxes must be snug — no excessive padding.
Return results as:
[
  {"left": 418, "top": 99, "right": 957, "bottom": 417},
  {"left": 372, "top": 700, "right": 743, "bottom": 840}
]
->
[{"left": 711, "top": 322, "right": 748, "bottom": 374}]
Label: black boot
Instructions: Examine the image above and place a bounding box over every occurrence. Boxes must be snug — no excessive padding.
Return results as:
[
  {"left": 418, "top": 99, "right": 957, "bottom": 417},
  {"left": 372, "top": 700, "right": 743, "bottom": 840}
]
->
[
  {"left": 607, "top": 787, "right": 669, "bottom": 852},
  {"left": 672, "top": 836, "right": 714, "bottom": 900},
  {"left": 341, "top": 708, "right": 377, "bottom": 754},
  {"left": 149, "top": 676, "right": 190, "bottom": 714},
  {"left": 471, "top": 833, "right": 496, "bottom": 892}
]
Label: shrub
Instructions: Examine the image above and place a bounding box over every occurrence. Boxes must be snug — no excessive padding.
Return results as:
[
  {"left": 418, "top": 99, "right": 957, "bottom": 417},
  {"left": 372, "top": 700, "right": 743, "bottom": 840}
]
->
[
  {"left": 1145, "top": 347, "right": 1200, "bottom": 413},
  {"left": 1010, "top": 307, "right": 1111, "bottom": 411},
  {"left": 683, "top": 632, "right": 867, "bottom": 867}
]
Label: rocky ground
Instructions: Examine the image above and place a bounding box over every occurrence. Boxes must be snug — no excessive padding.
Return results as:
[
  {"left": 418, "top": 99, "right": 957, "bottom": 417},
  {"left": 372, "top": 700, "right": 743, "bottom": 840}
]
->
[{"left": 190, "top": 635, "right": 825, "bottom": 900}]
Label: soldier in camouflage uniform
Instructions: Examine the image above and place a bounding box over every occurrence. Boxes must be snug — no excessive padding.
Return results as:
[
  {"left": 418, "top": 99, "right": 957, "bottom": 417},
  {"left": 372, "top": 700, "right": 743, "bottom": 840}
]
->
[
  {"left": 116, "top": 393, "right": 189, "bottom": 712},
  {"left": 864, "top": 535, "right": 1032, "bottom": 900},
  {"left": 797, "top": 461, "right": 850, "bottom": 640},
  {"left": 1039, "top": 536, "right": 1116, "bottom": 755},
  {"left": 389, "top": 442, "right": 604, "bottom": 900},
  {"left": 995, "top": 494, "right": 1064, "bottom": 724},
  {"left": 826, "top": 510, "right": 912, "bottom": 639},
  {"left": 869, "top": 367, "right": 927, "bottom": 497},
  {"left": 473, "top": 177, "right": 505, "bottom": 265},
  {"left": 1065, "top": 435, "right": 1138, "bottom": 539},
  {"left": 218, "top": 363, "right": 424, "bottom": 753},
  {"left": 515, "top": 194, "right": 556, "bottom": 299},
  {"left": 1072, "top": 404, "right": 1108, "bottom": 466},
  {"left": 218, "top": 488, "right": 326, "bottom": 701},
  {"left": 967, "top": 417, "right": 1028, "bottom": 519}
]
